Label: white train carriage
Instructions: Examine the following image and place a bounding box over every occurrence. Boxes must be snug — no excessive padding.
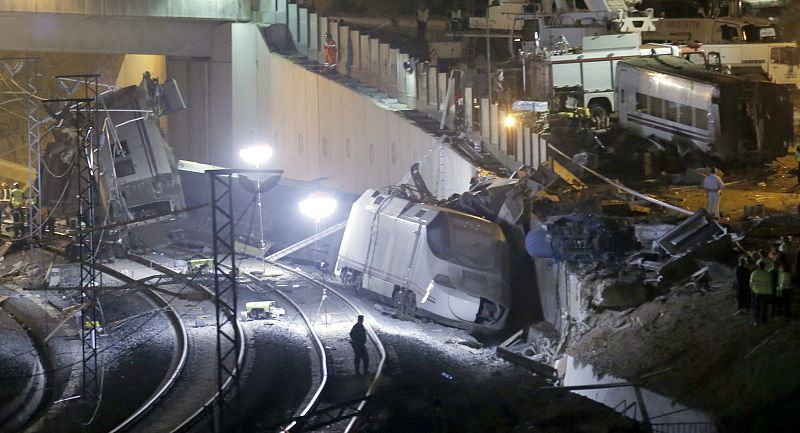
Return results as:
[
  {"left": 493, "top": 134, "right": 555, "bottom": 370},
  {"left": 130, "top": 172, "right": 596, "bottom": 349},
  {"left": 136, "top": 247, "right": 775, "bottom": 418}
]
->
[
  {"left": 616, "top": 55, "right": 793, "bottom": 162},
  {"left": 335, "top": 190, "right": 511, "bottom": 331}
]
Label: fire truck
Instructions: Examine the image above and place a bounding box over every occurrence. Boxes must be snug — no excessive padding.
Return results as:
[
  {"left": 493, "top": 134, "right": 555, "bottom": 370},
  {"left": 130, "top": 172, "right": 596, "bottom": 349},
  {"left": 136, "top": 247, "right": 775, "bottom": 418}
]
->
[{"left": 525, "top": 33, "right": 679, "bottom": 117}]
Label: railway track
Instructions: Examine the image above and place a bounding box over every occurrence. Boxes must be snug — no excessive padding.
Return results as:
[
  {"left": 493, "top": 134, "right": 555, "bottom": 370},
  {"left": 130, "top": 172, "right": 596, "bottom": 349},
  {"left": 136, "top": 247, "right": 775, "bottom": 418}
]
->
[
  {"left": 25, "top": 232, "right": 386, "bottom": 432},
  {"left": 161, "top": 244, "right": 388, "bottom": 432}
]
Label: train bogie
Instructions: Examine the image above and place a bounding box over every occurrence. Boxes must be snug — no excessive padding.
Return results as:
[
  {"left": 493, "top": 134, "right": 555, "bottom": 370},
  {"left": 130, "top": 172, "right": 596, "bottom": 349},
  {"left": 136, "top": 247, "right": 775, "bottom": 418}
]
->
[{"left": 335, "top": 190, "right": 511, "bottom": 331}]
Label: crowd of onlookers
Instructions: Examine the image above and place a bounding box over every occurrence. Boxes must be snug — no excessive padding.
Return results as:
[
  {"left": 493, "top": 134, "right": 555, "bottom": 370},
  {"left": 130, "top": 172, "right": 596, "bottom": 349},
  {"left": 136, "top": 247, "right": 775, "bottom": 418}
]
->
[{"left": 736, "top": 236, "right": 797, "bottom": 324}]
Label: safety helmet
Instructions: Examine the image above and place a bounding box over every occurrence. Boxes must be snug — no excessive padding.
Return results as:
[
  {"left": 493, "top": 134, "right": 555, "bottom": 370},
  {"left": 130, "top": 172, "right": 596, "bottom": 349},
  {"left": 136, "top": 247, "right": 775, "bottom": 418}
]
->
[
  {"left": 13, "top": 182, "right": 20, "bottom": 188},
  {"left": 1, "top": 183, "right": 6, "bottom": 187}
]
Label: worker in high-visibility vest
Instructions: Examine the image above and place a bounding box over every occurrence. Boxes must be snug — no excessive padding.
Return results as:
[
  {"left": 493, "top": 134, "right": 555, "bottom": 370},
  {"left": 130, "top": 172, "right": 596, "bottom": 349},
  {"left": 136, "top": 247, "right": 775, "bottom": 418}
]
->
[
  {"left": 9, "top": 183, "right": 24, "bottom": 238},
  {"left": 750, "top": 260, "right": 773, "bottom": 324}
]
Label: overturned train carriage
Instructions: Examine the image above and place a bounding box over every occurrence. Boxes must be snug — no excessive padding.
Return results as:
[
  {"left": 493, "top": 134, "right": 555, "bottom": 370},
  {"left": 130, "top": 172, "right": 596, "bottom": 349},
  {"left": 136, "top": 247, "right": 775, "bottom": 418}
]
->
[
  {"left": 617, "top": 56, "right": 794, "bottom": 163},
  {"left": 335, "top": 189, "right": 511, "bottom": 331},
  {"left": 42, "top": 75, "right": 186, "bottom": 227}
]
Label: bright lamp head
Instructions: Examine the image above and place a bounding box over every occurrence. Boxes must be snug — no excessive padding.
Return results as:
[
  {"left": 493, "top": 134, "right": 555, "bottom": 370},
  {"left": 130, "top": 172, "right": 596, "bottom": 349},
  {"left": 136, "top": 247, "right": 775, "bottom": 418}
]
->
[
  {"left": 299, "top": 193, "right": 337, "bottom": 220},
  {"left": 239, "top": 144, "right": 273, "bottom": 167}
]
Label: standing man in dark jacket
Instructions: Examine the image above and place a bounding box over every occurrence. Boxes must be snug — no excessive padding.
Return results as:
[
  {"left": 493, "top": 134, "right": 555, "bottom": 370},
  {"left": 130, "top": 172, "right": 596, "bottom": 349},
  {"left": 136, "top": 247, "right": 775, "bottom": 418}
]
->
[
  {"left": 349, "top": 315, "right": 369, "bottom": 375},
  {"left": 735, "top": 256, "right": 751, "bottom": 313}
]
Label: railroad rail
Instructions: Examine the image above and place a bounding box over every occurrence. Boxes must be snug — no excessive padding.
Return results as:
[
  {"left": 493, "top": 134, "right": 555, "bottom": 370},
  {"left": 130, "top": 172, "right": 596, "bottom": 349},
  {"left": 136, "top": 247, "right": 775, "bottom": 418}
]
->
[{"left": 163, "top": 242, "right": 387, "bottom": 432}]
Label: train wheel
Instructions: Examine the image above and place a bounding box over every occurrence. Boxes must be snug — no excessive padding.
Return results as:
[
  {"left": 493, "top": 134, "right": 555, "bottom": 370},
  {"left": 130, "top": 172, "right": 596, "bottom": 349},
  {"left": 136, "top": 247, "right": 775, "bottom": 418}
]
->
[
  {"left": 588, "top": 100, "right": 610, "bottom": 119},
  {"left": 342, "top": 269, "right": 363, "bottom": 290},
  {"left": 402, "top": 291, "right": 417, "bottom": 314}
]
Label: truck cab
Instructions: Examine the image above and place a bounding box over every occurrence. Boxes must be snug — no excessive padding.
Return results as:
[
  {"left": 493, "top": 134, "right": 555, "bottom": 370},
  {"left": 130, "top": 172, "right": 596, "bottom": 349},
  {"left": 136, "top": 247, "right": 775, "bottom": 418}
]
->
[{"left": 681, "top": 43, "right": 800, "bottom": 88}]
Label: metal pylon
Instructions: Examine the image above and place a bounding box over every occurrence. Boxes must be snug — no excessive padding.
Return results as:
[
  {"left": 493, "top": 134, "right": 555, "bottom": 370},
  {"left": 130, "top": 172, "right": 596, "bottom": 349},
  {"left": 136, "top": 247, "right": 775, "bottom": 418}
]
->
[
  {"left": 44, "top": 74, "right": 100, "bottom": 404},
  {"left": 208, "top": 168, "right": 282, "bottom": 432},
  {"left": 25, "top": 60, "right": 42, "bottom": 243}
]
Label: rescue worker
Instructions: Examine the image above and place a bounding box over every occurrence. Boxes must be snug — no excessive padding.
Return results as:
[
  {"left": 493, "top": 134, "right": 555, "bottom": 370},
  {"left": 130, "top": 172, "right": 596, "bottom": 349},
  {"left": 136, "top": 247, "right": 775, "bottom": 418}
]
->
[
  {"left": 9, "top": 182, "right": 24, "bottom": 238},
  {"left": 349, "top": 315, "right": 369, "bottom": 376},
  {"left": 323, "top": 33, "right": 337, "bottom": 72},
  {"left": 448, "top": 4, "right": 464, "bottom": 30},
  {"left": 735, "top": 256, "right": 752, "bottom": 313},
  {"left": 416, "top": 4, "right": 429, "bottom": 42},
  {"left": 750, "top": 260, "right": 773, "bottom": 324},
  {"left": 702, "top": 167, "right": 724, "bottom": 218},
  {"left": 776, "top": 265, "right": 793, "bottom": 319},
  {"left": 0, "top": 182, "right": 8, "bottom": 201}
]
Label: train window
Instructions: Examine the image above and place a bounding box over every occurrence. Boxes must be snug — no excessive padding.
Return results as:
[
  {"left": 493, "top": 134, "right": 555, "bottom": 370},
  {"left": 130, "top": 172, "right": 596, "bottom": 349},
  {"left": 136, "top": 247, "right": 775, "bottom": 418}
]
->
[
  {"left": 665, "top": 100, "right": 679, "bottom": 123},
  {"left": 636, "top": 93, "right": 648, "bottom": 113},
  {"left": 372, "top": 196, "right": 385, "bottom": 206},
  {"left": 427, "top": 213, "right": 498, "bottom": 270},
  {"left": 694, "top": 108, "right": 709, "bottom": 129},
  {"left": 678, "top": 104, "right": 693, "bottom": 126},
  {"left": 650, "top": 96, "right": 664, "bottom": 118},
  {"left": 720, "top": 25, "right": 739, "bottom": 43},
  {"left": 114, "top": 159, "right": 136, "bottom": 178}
]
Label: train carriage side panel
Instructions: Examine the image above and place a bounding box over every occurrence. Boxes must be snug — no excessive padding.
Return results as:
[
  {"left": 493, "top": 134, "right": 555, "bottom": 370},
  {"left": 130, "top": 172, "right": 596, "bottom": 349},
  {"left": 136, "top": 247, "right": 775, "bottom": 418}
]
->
[
  {"left": 363, "top": 198, "right": 422, "bottom": 299},
  {"left": 617, "top": 59, "right": 724, "bottom": 156}
]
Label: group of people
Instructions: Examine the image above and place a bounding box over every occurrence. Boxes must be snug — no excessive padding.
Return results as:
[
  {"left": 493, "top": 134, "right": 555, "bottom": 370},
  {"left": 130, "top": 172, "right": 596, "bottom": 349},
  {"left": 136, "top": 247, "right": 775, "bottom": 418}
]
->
[
  {"left": 736, "top": 238, "right": 797, "bottom": 324},
  {"left": 0, "top": 182, "right": 56, "bottom": 238}
]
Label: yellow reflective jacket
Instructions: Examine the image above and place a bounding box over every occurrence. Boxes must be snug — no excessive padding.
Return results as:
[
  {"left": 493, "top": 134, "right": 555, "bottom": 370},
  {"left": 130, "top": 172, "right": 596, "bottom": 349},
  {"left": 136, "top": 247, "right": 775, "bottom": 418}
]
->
[
  {"left": 750, "top": 269, "right": 773, "bottom": 295},
  {"left": 9, "top": 188, "right": 23, "bottom": 208}
]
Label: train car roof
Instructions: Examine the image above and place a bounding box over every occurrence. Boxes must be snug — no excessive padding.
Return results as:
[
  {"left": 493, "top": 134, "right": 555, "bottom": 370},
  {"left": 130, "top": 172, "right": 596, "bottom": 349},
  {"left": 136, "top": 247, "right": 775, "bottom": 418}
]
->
[{"left": 620, "top": 55, "right": 743, "bottom": 86}]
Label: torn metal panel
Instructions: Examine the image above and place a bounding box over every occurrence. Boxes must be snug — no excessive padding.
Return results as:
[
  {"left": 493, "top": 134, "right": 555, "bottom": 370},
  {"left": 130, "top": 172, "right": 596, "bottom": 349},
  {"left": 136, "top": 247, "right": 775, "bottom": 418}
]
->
[{"left": 658, "top": 208, "right": 724, "bottom": 255}]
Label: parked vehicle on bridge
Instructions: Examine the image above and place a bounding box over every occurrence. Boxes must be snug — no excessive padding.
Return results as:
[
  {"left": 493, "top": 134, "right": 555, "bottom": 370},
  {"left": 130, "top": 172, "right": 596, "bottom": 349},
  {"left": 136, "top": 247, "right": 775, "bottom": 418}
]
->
[
  {"left": 680, "top": 42, "right": 800, "bottom": 88},
  {"left": 525, "top": 33, "right": 679, "bottom": 117},
  {"left": 616, "top": 55, "right": 794, "bottom": 162},
  {"left": 335, "top": 189, "right": 511, "bottom": 332}
]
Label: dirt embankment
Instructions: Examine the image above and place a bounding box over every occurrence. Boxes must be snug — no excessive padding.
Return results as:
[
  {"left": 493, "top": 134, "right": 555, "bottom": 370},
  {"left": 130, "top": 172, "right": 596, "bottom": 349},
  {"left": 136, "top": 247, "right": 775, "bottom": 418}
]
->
[{"left": 568, "top": 275, "right": 800, "bottom": 433}]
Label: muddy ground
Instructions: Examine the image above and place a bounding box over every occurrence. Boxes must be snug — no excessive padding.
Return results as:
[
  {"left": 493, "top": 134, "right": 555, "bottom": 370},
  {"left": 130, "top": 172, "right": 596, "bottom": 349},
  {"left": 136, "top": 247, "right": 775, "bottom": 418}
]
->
[{"left": 566, "top": 153, "right": 800, "bottom": 433}]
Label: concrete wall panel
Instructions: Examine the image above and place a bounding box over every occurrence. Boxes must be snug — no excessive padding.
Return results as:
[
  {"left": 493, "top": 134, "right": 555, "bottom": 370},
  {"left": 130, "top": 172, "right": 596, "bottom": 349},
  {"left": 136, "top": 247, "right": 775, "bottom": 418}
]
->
[
  {"left": 359, "top": 34, "right": 369, "bottom": 83},
  {"left": 287, "top": 3, "right": 298, "bottom": 45},
  {"left": 0, "top": 0, "right": 248, "bottom": 19},
  {"left": 308, "top": 12, "right": 318, "bottom": 61},
  {"left": 298, "top": 8, "right": 309, "bottom": 56},
  {"left": 0, "top": 13, "right": 219, "bottom": 57},
  {"left": 368, "top": 38, "right": 379, "bottom": 87},
  {"left": 388, "top": 48, "right": 399, "bottom": 99},
  {"left": 304, "top": 71, "right": 320, "bottom": 176},
  {"left": 349, "top": 30, "right": 360, "bottom": 78},
  {"left": 337, "top": 24, "right": 349, "bottom": 74}
]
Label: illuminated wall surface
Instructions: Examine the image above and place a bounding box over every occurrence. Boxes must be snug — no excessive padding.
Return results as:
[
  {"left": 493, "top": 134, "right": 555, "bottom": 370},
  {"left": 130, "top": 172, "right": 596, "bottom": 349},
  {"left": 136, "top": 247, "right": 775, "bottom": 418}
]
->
[{"left": 231, "top": 23, "right": 474, "bottom": 197}]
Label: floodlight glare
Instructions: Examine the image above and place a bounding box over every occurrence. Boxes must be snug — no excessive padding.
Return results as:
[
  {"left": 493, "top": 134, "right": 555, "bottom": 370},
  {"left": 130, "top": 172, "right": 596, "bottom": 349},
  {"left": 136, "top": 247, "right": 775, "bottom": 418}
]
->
[
  {"left": 239, "top": 144, "right": 273, "bottom": 167},
  {"left": 504, "top": 114, "right": 516, "bottom": 128},
  {"left": 299, "top": 192, "right": 338, "bottom": 220}
]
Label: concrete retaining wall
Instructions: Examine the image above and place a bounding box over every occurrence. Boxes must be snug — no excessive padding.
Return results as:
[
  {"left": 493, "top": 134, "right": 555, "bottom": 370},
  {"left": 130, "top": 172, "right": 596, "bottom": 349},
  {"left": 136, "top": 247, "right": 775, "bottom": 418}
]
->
[{"left": 231, "top": 23, "right": 474, "bottom": 197}]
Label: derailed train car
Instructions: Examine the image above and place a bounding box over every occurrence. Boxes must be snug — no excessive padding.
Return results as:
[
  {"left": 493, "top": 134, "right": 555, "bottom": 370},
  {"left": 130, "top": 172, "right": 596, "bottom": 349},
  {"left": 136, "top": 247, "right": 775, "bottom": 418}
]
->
[
  {"left": 616, "top": 55, "right": 794, "bottom": 163},
  {"left": 42, "top": 74, "right": 186, "bottom": 229},
  {"left": 335, "top": 189, "right": 511, "bottom": 332}
]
